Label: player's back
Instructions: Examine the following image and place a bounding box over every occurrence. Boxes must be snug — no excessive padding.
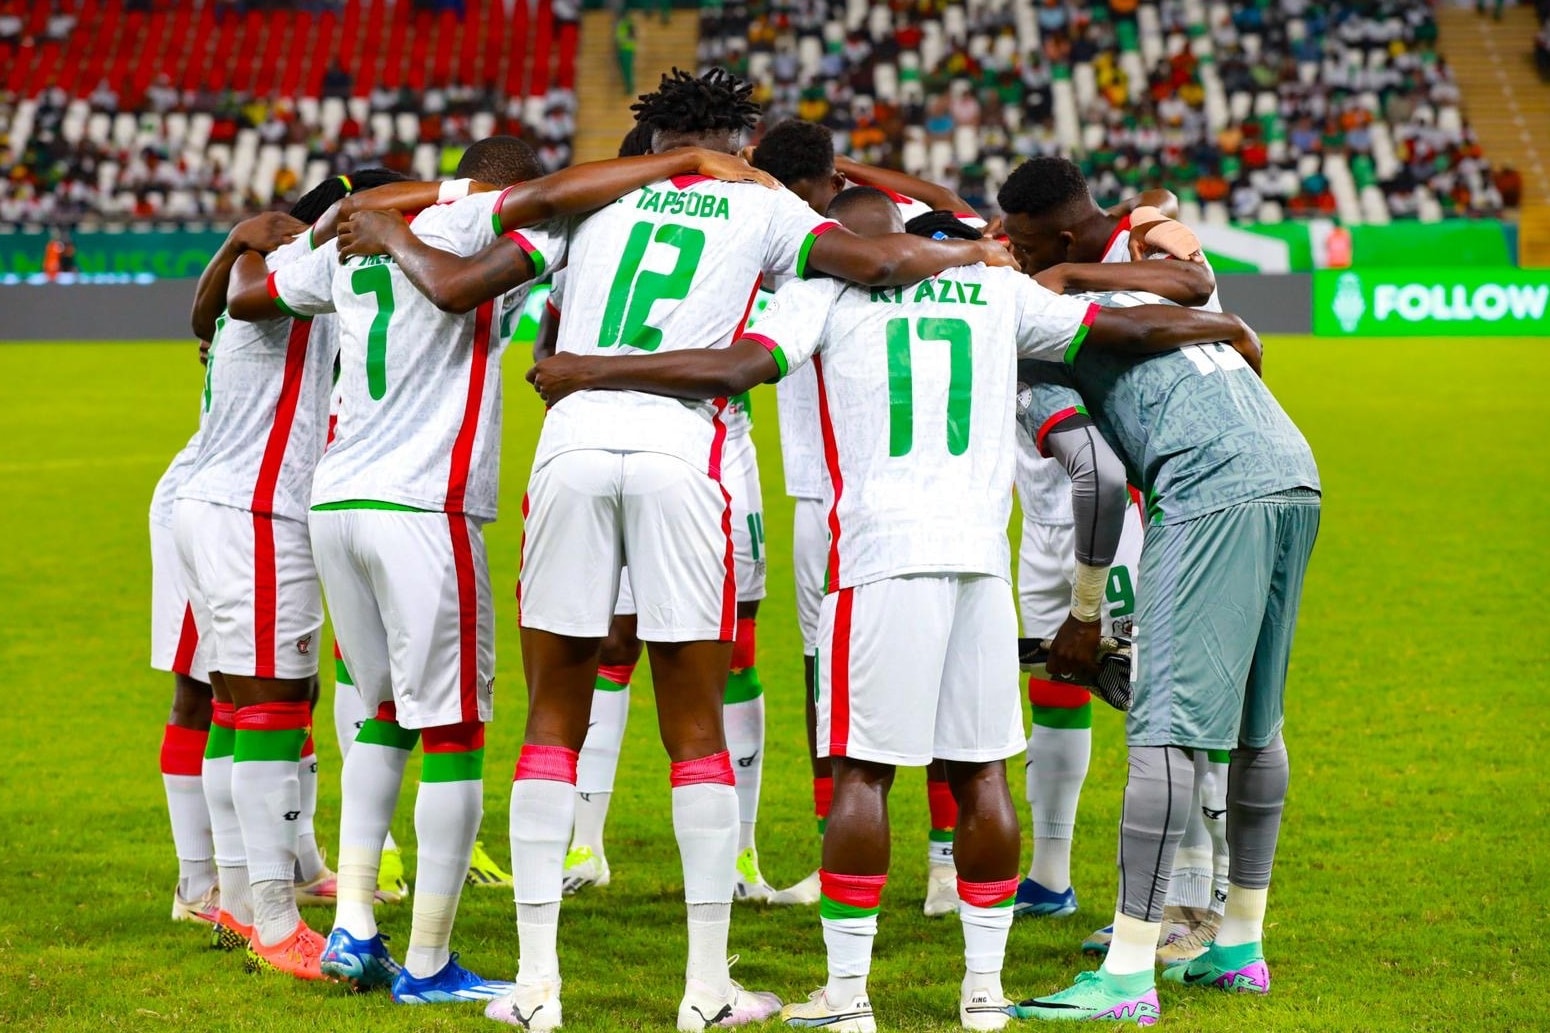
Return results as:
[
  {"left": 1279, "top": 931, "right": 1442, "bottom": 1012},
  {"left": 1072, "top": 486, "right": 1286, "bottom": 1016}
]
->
[
  {"left": 179, "top": 237, "right": 336, "bottom": 522},
  {"left": 1047, "top": 290, "right": 1319, "bottom": 524},
  {"left": 311, "top": 192, "right": 543, "bottom": 519},
  {"left": 773, "top": 265, "right": 1037, "bottom": 589},
  {"left": 538, "top": 175, "right": 833, "bottom": 474}
]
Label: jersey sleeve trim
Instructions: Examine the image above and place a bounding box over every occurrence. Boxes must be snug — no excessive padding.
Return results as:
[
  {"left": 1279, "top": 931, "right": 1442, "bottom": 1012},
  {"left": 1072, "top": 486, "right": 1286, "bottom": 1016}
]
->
[
  {"left": 504, "top": 230, "right": 546, "bottom": 278},
  {"left": 1064, "top": 303, "right": 1100, "bottom": 364},
  {"left": 1033, "top": 404, "right": 1089, "bottom": 457},
  {"left": 743, "top": 332, "right": 787, "bottom": 379},
  {"left": 266, "top": 271, "right": 303, "bottom": 320},
  {"left": 490, "top": 185, "right": 517, "bottom": 235},
  {"left": 1101, "top": 214, "right": 1133, "bottom": 260},
  {"left": 796, "top": 221, "right": 841, "bottom": 280}
]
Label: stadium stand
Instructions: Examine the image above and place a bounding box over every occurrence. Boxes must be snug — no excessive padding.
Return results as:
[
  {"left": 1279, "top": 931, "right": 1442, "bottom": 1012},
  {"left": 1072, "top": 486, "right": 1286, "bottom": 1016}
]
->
[
  {"left": 705, "top": 0, "right": 1518, "bottom": 223},
  {"left": 0, "top": 0, "right": 578, "bottom": 225}
]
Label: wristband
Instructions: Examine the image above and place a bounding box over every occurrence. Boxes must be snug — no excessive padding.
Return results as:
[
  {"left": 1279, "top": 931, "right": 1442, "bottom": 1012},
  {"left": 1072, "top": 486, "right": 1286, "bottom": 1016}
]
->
[
  {"left": 437, "top": 178, "right": 473, "bottom": 204},
  {"left": 1071, "top": 562, "right": 1107, "bottom": 623}
]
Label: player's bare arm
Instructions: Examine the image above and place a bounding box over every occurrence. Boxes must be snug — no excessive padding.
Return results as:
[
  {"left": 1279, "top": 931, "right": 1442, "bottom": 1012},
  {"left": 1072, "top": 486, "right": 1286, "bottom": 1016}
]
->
[
  {"left": 492, "top": 147, "right": 776, "bottom": 232},
  {"left": 528, "top": 339, "right": 778, "bottom": 407},
  {"left": 1106, "top": 189, "right": 1179, "bottom": 220},
  {"left": 1037, "top": 258, "right": 1215, "bottom": 307},
  {"left": 1079, "top": 306, "right": 1260, "bottom": 372},
  {"left": 338, "top": 211, "right": 538, "bottom": 314},
  {"left": 533, "top": 293, "right": 560, "bottom": 362},
  {"left": 190, "top": 212, "right": 305, "bottom": 339},
  {"left": 224, "top": 249, "right": 285, "bottom": 322},
  {"left": 806, "top": 227, "right": 1015, "bottom": 286},
  {"left": 306, "top": 178, "right": 492, "bottom": 245},
  {"left": 833, "top": 154, "right": 976, "bottom": 215}
]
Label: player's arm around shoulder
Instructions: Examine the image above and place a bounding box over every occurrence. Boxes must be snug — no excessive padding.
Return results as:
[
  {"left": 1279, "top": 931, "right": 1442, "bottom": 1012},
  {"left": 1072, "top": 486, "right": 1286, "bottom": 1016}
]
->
[{"left": 226, "top": 236, "right": 335, "bottom": 322}]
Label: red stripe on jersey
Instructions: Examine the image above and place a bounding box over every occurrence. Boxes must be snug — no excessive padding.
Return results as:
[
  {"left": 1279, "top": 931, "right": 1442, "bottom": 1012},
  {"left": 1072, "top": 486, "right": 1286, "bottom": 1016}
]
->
[
  {"left": 252, "top": 512, "right": 277, "bottom": 678},
  {"left": 251, "top": 319, "right": 312, "bottom": 514},
  {"left": 669, "top": 173, "right": 713, "bottom": 189},
  {"left": 445, "top": 300, "right": 494, "bottom": 513},
  {"left": 172, "top": 603, "right": 200, "bottom": 677},
  {"left": 1128, "top": 485, "right": 1146, "bottom": 532},
  {"left": 447, "top": 513, "right": 480, "bottom": 724},
  {"left": 814, "top": 356, "right": 844, "bottom": 589},
  {"left": 717, "top": 482, "right": 736, "bottom": 642},
  {"left": 1101, "top": 214, "right": 1133, "bottom": 262},
  {"left": 729, "top": 274, "right": 763, "bottom": 345},
  {"left": 707, "top": 396, "right": 729, "bottom": 481},
  {"left": 828, "top": 586, "right": 854, "bottom": 757}
]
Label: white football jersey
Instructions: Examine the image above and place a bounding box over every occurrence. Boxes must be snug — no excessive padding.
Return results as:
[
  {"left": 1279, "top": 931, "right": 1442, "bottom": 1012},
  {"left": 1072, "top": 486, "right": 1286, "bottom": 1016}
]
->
[
  {"left": 177, "top": 237, "right": 339, "bottom": 522},
  {"left": 772, "top": 191, "right": 979, "bottom": 501},
  {"left": 271, "top": 191, "right": 565, "bottom": 520},
  {"left": 534, "top": 175, "right": 835, "bottom": 476},
  {"left": 1014, "top": 214, "right": 1220, "bottom": 525},
  {"left": 749, "top": 266, "right": 1097, "bottom": 589},
  {"left": 151, "top": 411, "right": 205, "bottom": 528}
]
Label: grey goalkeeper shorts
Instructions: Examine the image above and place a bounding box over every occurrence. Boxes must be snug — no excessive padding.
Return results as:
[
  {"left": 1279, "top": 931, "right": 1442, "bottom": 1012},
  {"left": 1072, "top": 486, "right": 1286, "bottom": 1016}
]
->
[{"left": 1128, "top": 488, "right": 1321, "bottom": 751}]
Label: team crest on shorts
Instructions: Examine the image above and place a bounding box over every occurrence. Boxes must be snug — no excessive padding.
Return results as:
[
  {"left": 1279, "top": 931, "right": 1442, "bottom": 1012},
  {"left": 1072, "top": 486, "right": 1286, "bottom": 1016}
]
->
[{"left": 296, "top": 635, "right": 312, "bottom": 655}]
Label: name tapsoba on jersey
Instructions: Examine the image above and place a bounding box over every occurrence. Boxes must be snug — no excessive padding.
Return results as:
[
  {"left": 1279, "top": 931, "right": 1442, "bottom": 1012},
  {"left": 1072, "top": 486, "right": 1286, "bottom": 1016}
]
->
[
  {"left": 534, "top": 176, "right": 837, "bottom": 475},
  {"left": 748, "top": 266, "right": 1099, "bottom": 589},
  {"left": 268, "top": 190, "right": 566, "bottom": 520},
  {"left": 1026, "top": 289, "right": 1319, "bottom": 525},
  {"left": 177, "top": 236, "right": 338, "bottom": 521}
]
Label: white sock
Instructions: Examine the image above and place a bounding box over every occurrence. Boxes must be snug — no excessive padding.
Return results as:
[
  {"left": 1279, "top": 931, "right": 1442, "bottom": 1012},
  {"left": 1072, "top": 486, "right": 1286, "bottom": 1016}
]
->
[
  {"left": 1102, "top": 913, "right": 1160, "bottom": 976},
  {"left": 1202, "top": 756, "right": 1231, "bottom": 915},
  {"left": 164, "top": 773, "right": 216, "bottom": 899},
  {"left": 1215, "top": 885, "right": 1268, "bottom": 947},
  {"left": 723, "top": 694, "right": 764, "bottom": 854},
  {"left": 822, "top": 915, "right": 876, "bottom": 1002},
  {"left": 672, "top": 776, "right": 738, "bottom": 995},
  {"left": 512, "top": 756, "right": 577, "bottom": 988},
  {"left": 335, "top": 733, "right": 413, "bottom": 938},
  {"left": 571, "top": 792, "right": 612, "bottom": 856},
  {"left": 960, "top": 903, "right": 1011, "bottom": 998},
  {"left": 575, "top": 681, "right": 629, "bottom": 796},
  {"left": 296, "top": 742, "right": 328, "bottom": 883},
  {"left": 1165, "top": 771, "right": 1213, "bottom": 911},
  {"left": 203, "top": 751, "right": 252, "bottom": 924},
  {"left": 1026, "top": 724, "right": 1090, "bottom": 890},
  {"left": 406, "top": 775, "right": 482, "bottom": 978},
  {"left": 251, "top": 878, "right": 300, "bottom": 946},
  {"left": 332, "top": 675, "right": 368, "bottom": 760}
]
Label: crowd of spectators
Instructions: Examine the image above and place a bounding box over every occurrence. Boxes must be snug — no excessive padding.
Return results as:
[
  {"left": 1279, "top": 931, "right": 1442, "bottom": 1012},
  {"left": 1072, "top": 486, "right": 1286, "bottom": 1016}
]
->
[
  {"left": 1, "top": 80, "right": 576, "bottom": 225},
  {"left": 702, "top": 0, "right": 1518, "bottom": 221}
]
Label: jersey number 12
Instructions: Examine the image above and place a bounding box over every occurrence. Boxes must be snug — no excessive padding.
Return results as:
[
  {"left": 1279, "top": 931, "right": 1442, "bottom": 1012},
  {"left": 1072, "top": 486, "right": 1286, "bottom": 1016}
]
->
[
  {"left": 886, "top": 316, "right": 973, "bottom": 457},
  {"left": 598, "top": 221, "right": 706, "bottom": 351}
]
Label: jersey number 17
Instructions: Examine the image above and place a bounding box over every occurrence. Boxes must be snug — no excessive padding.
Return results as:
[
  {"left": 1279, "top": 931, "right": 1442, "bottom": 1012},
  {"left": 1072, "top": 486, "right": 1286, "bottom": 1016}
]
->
[{"left": 886, "top": 316, "right": 973, "bottom": 458}]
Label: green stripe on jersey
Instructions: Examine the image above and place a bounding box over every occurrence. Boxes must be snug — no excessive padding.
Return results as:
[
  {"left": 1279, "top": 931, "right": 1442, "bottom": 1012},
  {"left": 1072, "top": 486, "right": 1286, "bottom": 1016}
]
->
[
  {"left": 311, "top": 499, "right": 433, "bottom": 512},
  {"left": 795, "top": 228, "right": 825, "bottom": 280}
]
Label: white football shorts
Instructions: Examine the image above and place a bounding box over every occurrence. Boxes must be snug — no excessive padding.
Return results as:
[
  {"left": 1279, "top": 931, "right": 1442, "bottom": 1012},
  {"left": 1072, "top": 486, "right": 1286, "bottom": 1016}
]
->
[
  {"left": 817, "top": 573, "right": 1024, "bottom": 767},
  {"left": 1018, "top": 499, "right": 1146, "bottom": 639},
  {"left": 723, "top": 432, "right": 767, "bottom": 605},
  {"left": 172, "top": 499, "right": 322, "bottom": 680},
  {"left": 310, "top": 508, "right": 495, "bottom": 730},
  {"left": 792, "top": 495, "right": 827, "bottom": 655},
  {"left": 520, "top": 449, "right": 735, "bottom": 643},
  {"left": 150, "top": 516, "right": 210, "bottom": 682}
]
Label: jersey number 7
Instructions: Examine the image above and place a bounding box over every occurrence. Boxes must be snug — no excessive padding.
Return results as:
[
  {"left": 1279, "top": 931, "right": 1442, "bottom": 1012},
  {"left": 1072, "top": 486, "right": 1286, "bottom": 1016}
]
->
[
  {"left": 350, "top": 265, "right": 395, "bottom": 400},
  {"left": 886, "top": 316, "right": 972, "bottom": 457}
]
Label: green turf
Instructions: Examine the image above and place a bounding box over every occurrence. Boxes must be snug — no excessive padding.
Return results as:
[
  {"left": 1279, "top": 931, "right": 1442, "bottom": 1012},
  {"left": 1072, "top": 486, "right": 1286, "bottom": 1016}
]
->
[{"left": 1, "top": 337, "right": 1546, "bottom": 1032}]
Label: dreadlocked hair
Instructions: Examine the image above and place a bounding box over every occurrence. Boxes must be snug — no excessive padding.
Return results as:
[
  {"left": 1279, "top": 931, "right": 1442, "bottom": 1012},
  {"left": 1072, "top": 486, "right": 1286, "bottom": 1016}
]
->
[
  {"left": 631, "top": 67, "right": 761, "bottom": 136},
  {"left": 289, "top": 167, "right": 405, "bottom": 224}
]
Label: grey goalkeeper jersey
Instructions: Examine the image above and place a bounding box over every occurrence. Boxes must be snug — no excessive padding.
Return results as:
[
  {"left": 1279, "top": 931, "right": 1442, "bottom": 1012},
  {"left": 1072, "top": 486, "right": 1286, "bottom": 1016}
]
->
[{"left": 1026, "top": 290, "right": 1319, "bottom": 525}]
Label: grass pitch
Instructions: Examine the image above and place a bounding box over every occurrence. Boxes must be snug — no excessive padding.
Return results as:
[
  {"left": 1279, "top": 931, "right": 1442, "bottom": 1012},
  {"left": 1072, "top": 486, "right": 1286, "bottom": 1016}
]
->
[{"left": 0, "top": 336, "right": 1546, "bottom": 1032}]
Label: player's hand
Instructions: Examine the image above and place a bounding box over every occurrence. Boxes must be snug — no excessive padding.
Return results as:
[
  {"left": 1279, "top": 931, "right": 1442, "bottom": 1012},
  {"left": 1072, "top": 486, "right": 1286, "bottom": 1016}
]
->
[
  {"left": 978, "top": 237, "right": 1019, "bottom": 269},
  {"left": 982, "top": 214, "right": 1006, "bottom": 241},
  {"left": 692, "top": 148, "right": 779, "bottom": 190},
  {"left": 1047, "top": 612, "right": 1102, "bottom": 684},
  {"left": 198, "top": 339, "right": 211, "bottom": 366},
  {"left": 1225, "top": 313, "right": 1264, "bottom": 377},
  {"left": 527, "top": 353, "right": 598, "bottom": 406},
  {"left": 230, "top": 211, "right": 306, "bottom": 254},
  {"left": 338, "top": 209, "right": 410, "bottom": 261},
  {"left": 1130, "top": 218, "right": 1204, "bottom": 263},
  {"left": 1033, "top": 263, "right": 1069, "bottom": 294}
]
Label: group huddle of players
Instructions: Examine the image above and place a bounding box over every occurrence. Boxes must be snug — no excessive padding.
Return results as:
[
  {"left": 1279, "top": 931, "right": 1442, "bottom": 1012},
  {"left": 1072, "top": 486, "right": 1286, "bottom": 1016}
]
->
[{"left": 147, "top": 67, "right": 1319, "bottom": 1030}]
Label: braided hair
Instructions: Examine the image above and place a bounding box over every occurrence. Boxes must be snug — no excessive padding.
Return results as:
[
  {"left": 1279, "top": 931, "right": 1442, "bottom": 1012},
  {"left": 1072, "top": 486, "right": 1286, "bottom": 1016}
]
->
[{"left": 631, "top": 67, "right": 761, "bottom": 138}]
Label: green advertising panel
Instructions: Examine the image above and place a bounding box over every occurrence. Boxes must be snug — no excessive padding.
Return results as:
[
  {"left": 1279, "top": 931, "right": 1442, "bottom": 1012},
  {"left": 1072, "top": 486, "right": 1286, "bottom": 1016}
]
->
[
  {"left": 0, "top": 229, "right": 229, "bottom": 279},
  {"left": 1315, "top": 268, "right": 1550, "bottom": 336}
]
